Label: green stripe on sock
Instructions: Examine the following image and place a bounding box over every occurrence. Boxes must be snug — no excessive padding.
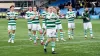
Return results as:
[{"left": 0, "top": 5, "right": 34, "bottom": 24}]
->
[
  {"left": 51, "top": 42, "right": 55, "bottom": 47},
  {"left": 11, "top": 34, "right": 15, "bottom": 40},
  {"left": 90, "top": 28, "right": 93, "bottom": 34},
  {"left": 9, "top": 33, "right": 12, "bottom": 38},
  {"left": 40, "top": 34, "right": 44, "bottom": 40},
  {"left": 71, "top": 31, "right": 74, "bottom": 36},
  {"left": 28, "top": 32, "right": 32, "bottom": 38},
  {"left": 60, "top": 32, "right": 63, "bottom": 38},
  {"left": 33, "top": 34, "right": 36, "bottom": 43},
  {"left": 68, "top": 30, "right": 71, "bottom": 35},
  {"left": 56, "top": 32, "right": 58, "bottom": 38},
  {"left": 44, "top": 41, "right": 48, "bottom": 49},
  {"left": 84, "top": 29, "right": 87, "bottom": 35},
  {"left": 51, "top": 42, "right": 55, "bottom": 51}
]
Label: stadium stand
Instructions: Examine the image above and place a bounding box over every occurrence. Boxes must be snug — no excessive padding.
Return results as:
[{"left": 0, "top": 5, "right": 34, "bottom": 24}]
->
[
  {"left": 48, "top": 0, "right": 100, "bottom": 19},
  {"left": 0, "top": 0, "right": 99, "bottom": 19},
  {"left": 49, "top": 0, "right": 69, "bottom": 6}
]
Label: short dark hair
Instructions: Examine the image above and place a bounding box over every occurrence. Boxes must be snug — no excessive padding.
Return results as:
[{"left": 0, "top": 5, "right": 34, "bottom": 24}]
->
[
  {"left": 44, "top": 6, "right": 48, "bottom": 9},
  {"left": 10, "top": 5, "right": 15, "bottom": 9}
]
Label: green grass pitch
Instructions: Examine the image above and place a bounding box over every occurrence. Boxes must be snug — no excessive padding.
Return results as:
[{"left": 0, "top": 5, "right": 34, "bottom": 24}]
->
[{"left": 0, "top": 19, "right": 100, "bottom": 56}]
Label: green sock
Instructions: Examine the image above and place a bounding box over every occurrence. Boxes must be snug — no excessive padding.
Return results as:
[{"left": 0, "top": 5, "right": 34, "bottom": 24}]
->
[
  {"left": 51, "top": 41, "right": 55, "bottom": 52},
  {"left": 71, "top": 30, "right": 74, "bottom": 36},
  {"left": 28, "top": 31, "right": 32, "bottom": 38},
  {"left": 42, "top": 28, "right": 45, "bottom": 36},
  {"left": 84, "top": 29, "right": 87, "bottom": 37},
  {"left": 36, "top": 32, "right": 38, "bottom": 38},
  {"left": 68, "top": 30, "right": 71, "bottom": 38},
  {"left": 40, "top": 34, "right": 44, "bottom": 42},
  {"left": 33, "top": 34, "right": 36, "bottom": 43},
  {"left": 11, "top": 34, "right": 15, "bottom": 40},
  {"left": 90, "top": 28, "right": 93, "bottom": 37},
  {"left": 56, "top": 31, "right": 58, "bottom": 38},
  {"left": 60, "top": 32, "right": 64, "bottom": 38},
  {"left": 44, "top": 41, "right": 48, "bottom": 49},
  {"left": 9, "top": 33, "right": 12, "bottom": 38}
]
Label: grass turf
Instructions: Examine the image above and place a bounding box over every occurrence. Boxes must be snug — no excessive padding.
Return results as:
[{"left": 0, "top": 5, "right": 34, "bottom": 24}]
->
[{"left": 0, "top": 19, "right": 100, "bottom": 56}]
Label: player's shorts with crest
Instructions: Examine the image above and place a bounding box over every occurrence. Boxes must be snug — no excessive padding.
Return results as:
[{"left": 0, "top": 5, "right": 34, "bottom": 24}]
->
[
  {"left": 56, "top": 24, "right": 62, "bottom": 30},
  {"left": 8, "top": 25, "right": 16, "bottom": 30},
  {"left": 42, "top": 23, "right": 46, "bottom": 29},
  {"left": 68, "top": 23, "right": 75, "bottom": 28},
  {"left": 28, "top": 24, "right": 32, "bottom": 29},
  {"left": 47, "top": 28, "right": 56, "bottom": 38},
  {"left": 32, "top": 24, "right": 41, "bottom": 31},
  {"left": 83, "top": 22, "right": 92, "bottom": 29}
]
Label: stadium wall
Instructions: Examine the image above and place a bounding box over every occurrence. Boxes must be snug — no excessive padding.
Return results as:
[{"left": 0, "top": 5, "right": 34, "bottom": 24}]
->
[{"left": 0, "top": 3, "right": 15, "bottom": 8}]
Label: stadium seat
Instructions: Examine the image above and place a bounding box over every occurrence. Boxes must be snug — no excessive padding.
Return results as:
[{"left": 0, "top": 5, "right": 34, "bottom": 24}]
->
[
  {"left": 49, "top": 0, "right": 70, "bottom": 6},
  {"left": 59, "top": 8, "right": 68, "bottom": 15},
  {"left": 90, "top": 15, "right": 99, "bottom": 19},
  {"left": 94, "top": 7, "right": 100, "bottom": 14},
  {"left": 78, "top": 7, "right": 100, "bottom": 15}
]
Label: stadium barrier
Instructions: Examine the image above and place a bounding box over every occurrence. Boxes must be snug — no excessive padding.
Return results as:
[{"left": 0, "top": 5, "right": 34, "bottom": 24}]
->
[
  {"left": 0, "top": 12, "right": 6, "bottom": 18},
  {"left": 0, "top": 12, "right": 20, "bottom": 19},
  {"left": 90, "top": 15, "right": 100, "bottom": 19},
  {"left": 76, "top": 16, "right": 82, "bottom": 19}
]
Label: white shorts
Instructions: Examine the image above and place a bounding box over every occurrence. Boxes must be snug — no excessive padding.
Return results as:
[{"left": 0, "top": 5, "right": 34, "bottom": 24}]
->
[
  {"left": 47, "top": 28, "right": 56, "bottom": 38},
  {"left": 28, "top": 24, "right": 32, "bottom": 29},
  {"left": 8, "top": 25, "right": 16, "bottom": 30},
  {"left": 42, "top": 23, "right": 46, "bottom": 29},
  {"left": 83, "top": 22, "right": 92, "bottom": 29},
  {"left": 56, "top": 24, "right": 62, "bottom": 30},
  {"left": 68, "top": 23, "right": 75, "bottom": 28},
  {"left": 32, "top": 24, "right": 41, "bottom": 31}
]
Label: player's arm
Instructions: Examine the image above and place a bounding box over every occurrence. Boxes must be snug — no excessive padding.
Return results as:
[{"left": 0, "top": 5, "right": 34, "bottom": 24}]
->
[
  {"left": 14, "top": 12, "right": 19, "bottom": 20},
  {"left": 37, "top": 12, "right": 41, "bottom": 19},
  {"left": 82, "top": 12, "right": 85, "bottom": 18},
  {"left": 41, "top": 13, "right": 45, "bottom": 19},
  {"left": 6, "top": 12, "right": 10, "bottom": 20},
  {"left": 47, "top": 12, "right": 53, "bottom": 19},
  {"left": 82, "top": 12, "right": 89, "bottom": 20},
  {"left": 31, "top": 11, "right": 40, "bottom": 20},
  {"left": 66, "top": 13, "right": 71, "bottom": 19},
  {"left": 72, "top": 11, "right": 76, "bottom": 18},
  {"left": 41, "top": 15, "right": 44, "bottom": 19},
  {"left": 30, "top": 15, "right": 36, "bottom": 20},
  {"left": 86, "top": 12, "right": 90, "bottom": 20},
  {"left": 25, "top": 12, "right": 30, "bottom": 19},
  {"left": 56, "top": 14, "right": 59, "bottom": 20}
]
